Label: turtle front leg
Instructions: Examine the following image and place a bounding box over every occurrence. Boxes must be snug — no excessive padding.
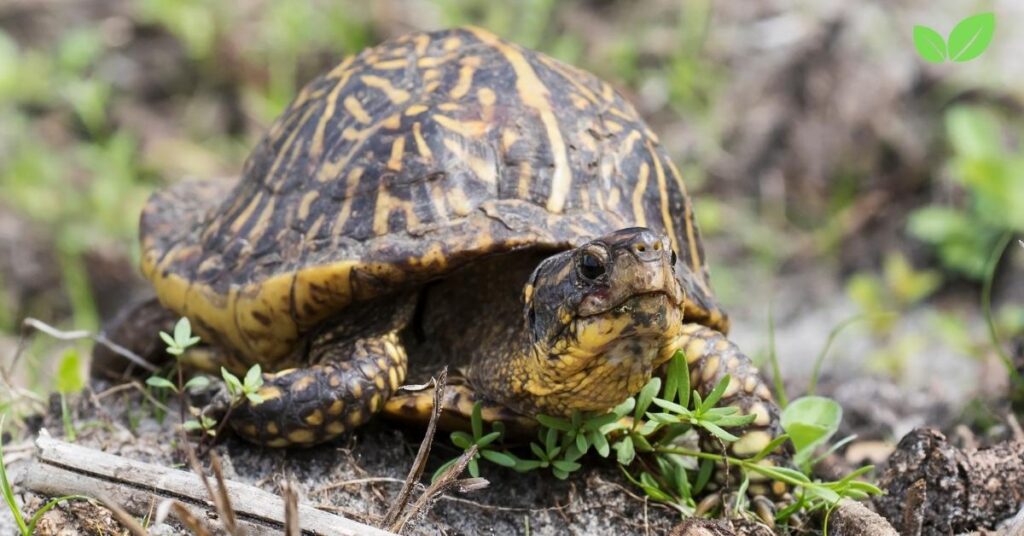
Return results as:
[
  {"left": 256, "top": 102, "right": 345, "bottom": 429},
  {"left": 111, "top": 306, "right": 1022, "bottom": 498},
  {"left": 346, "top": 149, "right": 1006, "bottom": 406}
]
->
[
  {"left": 220, "top": 332, "right": 407, "bottom": 447},
  {"left": 664, "top": 323, "right": 788, "bottom": 496}
]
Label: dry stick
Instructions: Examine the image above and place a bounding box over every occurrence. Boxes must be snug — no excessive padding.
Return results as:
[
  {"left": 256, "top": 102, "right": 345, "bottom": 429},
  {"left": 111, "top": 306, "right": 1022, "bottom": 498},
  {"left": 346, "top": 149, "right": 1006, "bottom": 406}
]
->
[
  {"left": 6, "top": 318, "right": 159, "bottom": 377},
  {"left": 182, "top": 436, "right": 242, "bottom": 535},
  {"left": 391, "top": 445, "right": 480, "bottom": 534},
  {"left": 165, "top": 500, "right": 217, "bottom": 536},
  {"left": 382, "top": 367, "right": 448, "bottom": 528},
  {"left": 283, "top": 481, "right": 300, "bottom": 536}
]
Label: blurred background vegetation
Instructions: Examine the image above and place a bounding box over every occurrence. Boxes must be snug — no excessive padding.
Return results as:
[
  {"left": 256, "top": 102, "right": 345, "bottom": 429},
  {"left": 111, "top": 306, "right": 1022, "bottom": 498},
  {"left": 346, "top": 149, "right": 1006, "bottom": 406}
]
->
[{"left": 0, "top": 0, "right": 1022, "bottom": 437}]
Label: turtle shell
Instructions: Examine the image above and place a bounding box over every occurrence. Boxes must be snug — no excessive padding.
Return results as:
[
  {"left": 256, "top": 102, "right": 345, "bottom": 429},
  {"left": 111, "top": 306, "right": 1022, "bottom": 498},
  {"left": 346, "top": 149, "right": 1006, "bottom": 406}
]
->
[{"left": 140, "top": 27, "right": 720, "bottom": 366}]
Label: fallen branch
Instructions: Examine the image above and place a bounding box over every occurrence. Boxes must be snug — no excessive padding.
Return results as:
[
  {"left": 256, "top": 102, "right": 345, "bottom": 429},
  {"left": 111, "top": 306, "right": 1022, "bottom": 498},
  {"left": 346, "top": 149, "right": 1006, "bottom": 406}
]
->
[{"left": 18, "top": 430, "right": 395, "bottom": 536}]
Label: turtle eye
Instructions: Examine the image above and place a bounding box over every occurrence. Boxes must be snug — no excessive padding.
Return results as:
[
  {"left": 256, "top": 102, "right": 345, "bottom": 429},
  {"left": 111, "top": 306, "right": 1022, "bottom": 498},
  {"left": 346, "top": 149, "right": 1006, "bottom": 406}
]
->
[{"left": 578, "top": 251, "right": 606, "bottom": 280}]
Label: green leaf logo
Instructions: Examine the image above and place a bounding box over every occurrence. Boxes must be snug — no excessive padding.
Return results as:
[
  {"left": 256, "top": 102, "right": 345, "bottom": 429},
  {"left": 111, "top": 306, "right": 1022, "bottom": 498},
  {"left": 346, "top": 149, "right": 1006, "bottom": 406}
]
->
[{"left": 913, "top": 12, "right": 995, "bottom": 63}]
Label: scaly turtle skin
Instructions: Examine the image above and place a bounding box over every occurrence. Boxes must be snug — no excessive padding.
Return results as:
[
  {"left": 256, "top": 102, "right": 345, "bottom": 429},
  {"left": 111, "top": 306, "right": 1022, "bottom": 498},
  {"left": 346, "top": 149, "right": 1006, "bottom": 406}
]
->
[{"left": 98, "top": 28, "right": 782, "bottom": 466}]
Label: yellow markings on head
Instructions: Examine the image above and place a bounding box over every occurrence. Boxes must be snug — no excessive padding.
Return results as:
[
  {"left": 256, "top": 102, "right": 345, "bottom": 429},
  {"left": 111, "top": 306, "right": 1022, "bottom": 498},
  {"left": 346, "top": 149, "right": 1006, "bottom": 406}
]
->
[
  {"left": 304, "top": 409, "right": 324, "bottom": 426},
  {"left": 361, "top": 75, "right": 410, "bottom": 104},
  {"left": 731, "top": 431, "right": 773, "bottom": 457},
  {"left": 630, "top": 162, "right": 650, "bottom": 227},
  {"left": 288, "top": 429, "right": 316, "bottom": 444},
  {"left": 327, "top": 399, "right": 345, "bottom": 415},
  {"left": 298, "top": 191, "right": 318, "bottom": 221},
  {"left": 412, "top": 122, "right": 433, "bottom": 160},
  {"left": 573, "top": 315, "right": 631, "bottom": 354},
  {"left": 450, "top": 56, "right": 482, "bottom": 99},
  {"left": 386, "top": 136, "right": 406, "bottom": 171},
  {"left": 326, "top": 421, "right": 346, "bottom": 435},
  {"left": 647, "top": 141, "right": 680, "bottom": 257},
  {"left": 405, "top": 104, "right": 429, "bottom": 116},
  {"left": 343, "top": 96, "right": 372, "bottom": 124},
  {"left": 466, "top": 27, "right": 570, "bottom": 214}
]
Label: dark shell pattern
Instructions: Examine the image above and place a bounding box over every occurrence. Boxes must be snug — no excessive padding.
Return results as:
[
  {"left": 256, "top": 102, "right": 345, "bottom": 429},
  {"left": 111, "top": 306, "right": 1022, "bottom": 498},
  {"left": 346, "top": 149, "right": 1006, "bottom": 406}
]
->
[{"left": 140, "top": 27, "right": 713, "bottom": 366}]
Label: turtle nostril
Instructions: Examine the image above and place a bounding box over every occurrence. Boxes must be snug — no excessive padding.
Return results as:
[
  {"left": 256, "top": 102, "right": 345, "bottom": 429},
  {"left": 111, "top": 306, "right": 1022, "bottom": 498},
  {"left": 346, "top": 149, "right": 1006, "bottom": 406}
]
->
[
  {"left": 635, "top": 244, "right": 646, "bottom": 252},
  {"left": 653, "top": 242, "right": 662, "bottom": 251}
]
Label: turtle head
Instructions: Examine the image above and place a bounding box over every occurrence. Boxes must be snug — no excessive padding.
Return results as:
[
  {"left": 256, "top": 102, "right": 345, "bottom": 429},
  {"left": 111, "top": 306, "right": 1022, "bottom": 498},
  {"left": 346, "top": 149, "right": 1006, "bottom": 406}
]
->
[{"left": 496, "top": 228, "right": 690, "bottom": 416}]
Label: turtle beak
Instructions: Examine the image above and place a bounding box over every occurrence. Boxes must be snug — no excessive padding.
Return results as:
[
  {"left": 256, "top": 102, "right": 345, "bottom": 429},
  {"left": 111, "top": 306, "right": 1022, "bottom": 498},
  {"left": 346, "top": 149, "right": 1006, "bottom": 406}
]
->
[{"left": 578, "top": 228, "right": 684, "bottom": 316}]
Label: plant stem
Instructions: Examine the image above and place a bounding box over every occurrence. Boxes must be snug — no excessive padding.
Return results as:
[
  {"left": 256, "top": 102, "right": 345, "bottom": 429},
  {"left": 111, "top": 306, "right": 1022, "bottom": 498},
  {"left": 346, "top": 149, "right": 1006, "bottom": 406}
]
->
[{"left": 982, "top": 232, "right": 1022, "bottom": 388}]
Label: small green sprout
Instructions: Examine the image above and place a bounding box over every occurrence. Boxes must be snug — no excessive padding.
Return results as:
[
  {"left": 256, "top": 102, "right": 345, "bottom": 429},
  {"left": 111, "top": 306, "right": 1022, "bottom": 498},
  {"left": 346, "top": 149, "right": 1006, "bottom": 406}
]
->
[
  {"left": 182, "top": 414, "right": 218, "bottom": 437},
  {"left": 159, "top": 317, "right": 202, "bottom": 356},
  {"left": 432, "top": 404, "right": 513, "bottom": 481},
  {"left": 221, "top": 365, "right": 265, "bottom": 405}
]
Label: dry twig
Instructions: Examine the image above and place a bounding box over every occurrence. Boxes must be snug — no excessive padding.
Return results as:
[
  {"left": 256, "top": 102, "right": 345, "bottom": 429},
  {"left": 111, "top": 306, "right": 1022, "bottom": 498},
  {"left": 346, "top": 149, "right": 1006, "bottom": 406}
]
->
[{"left": 382, "top": 368, "right": 448, "bottom": 528}]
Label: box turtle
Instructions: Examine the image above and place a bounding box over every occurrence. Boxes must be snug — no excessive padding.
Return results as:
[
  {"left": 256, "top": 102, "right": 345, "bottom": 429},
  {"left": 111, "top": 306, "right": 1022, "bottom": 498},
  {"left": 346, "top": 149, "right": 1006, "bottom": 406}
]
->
[{"left": 97, "top": 27, "right": 782, "bottom": 459}]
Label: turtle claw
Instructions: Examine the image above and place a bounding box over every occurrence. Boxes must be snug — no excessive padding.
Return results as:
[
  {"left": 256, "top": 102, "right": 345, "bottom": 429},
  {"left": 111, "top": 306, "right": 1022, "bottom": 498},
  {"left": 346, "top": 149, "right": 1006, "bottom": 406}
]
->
[
  {"left": 752, "top": 496, "right": 776, "bottom": 528},
  {"left": 695, "top": 493, "right": 722, "bottom": 517}
]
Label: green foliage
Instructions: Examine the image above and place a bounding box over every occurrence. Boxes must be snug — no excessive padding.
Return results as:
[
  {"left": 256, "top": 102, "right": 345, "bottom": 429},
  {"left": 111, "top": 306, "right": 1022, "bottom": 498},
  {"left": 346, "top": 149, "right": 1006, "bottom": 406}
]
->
[
  {"left": 436, "top": 352, "right": 878, "bottom": 521},
  {"left": 847, "top": 251, "right": 940, "bottom": 334},
  {"left": 781, "top": 397, "right": 842, "bottom": 471},
  {"left": 909, "top": 105, "right": 1024, "bottom": 279},
  {"left": 221, "top": 365, "right": 265, "bottom": 405}
]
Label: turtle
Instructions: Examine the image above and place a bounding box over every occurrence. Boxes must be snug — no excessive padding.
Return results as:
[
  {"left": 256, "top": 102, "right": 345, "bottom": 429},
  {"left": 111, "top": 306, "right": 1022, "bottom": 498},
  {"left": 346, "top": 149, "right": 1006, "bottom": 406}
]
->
[{"left": 95, "top": 27, "right": 782, "bottom": 461}]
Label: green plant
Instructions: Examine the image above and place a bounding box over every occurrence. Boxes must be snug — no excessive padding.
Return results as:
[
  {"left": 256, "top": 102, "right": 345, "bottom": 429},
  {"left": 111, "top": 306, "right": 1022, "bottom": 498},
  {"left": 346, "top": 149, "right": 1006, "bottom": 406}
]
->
[
  {"left": 1, "top": 416, "right": 92, "bottom": 534},
  {"left": 435, "top": 353, "right": 880, "bottom": 522},
  {"left": 55, "top": 349, "right": 84, "bottom": 441},
  {"left": 909, "top": 105, "right": 1024, "bottom": 279}
]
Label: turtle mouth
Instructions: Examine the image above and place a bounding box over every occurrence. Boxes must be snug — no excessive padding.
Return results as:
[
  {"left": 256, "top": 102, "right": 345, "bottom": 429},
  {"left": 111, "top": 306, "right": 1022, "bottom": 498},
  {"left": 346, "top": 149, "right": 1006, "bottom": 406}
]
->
[{"left": 579, "top": 290, "right": 680, "bottom": 318}]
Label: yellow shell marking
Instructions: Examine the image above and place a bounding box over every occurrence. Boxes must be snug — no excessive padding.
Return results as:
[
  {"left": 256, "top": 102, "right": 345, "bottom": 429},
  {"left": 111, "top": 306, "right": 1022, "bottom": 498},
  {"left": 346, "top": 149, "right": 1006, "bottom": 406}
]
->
[
  {"left": 647, "top": 141, "right": 680, "bottom": 257},
  {"left": 630, "top": 162, "right": 650, "bottom": 227},
  {"left": 467, "top": 27, "right": 571, "bottom": 214},
  {"left": 361, "top": 75, "right": 410, "bottom": 104},
  {"left": 343, "top": 96, "right": 372, "bottom": 124}
]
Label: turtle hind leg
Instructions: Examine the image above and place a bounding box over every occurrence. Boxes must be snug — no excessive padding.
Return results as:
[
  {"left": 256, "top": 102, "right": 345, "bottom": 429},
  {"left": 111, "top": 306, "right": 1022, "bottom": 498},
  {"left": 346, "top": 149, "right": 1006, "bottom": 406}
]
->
[
  {"left": 383, "top": 371, "right": 536, "bottom": 435},
  {"left": 224, "top": 332, "right": 408, "bottom": 447}
]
